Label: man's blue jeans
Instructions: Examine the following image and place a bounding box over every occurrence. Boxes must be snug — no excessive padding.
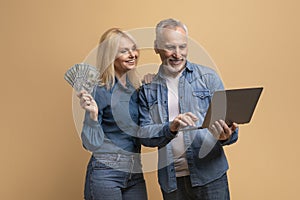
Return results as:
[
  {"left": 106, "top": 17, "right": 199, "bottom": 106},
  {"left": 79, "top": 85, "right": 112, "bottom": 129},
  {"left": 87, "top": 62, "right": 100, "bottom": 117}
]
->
[{"left": 162, "top": 173, "right": 230, "bottom": 200}]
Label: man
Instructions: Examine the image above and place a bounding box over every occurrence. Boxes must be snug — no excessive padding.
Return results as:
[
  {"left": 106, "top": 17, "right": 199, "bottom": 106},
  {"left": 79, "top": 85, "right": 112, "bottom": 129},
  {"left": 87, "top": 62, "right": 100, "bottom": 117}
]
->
[{"left": 138, "top": 18, "right": 238, "bottom": 200}]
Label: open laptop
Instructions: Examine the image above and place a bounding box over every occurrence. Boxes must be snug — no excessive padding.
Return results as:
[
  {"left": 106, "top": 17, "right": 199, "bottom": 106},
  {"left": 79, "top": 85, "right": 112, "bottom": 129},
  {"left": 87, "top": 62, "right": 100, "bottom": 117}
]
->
[{"left": 180, "top": 87, "right": 263, "bottom": 131}]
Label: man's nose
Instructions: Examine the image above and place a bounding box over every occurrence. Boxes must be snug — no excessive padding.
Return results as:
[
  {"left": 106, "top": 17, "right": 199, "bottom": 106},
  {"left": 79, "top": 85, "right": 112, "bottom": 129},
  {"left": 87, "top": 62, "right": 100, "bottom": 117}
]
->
[{"left": 172, "top": 47, "right": 181, "bottom": 58}]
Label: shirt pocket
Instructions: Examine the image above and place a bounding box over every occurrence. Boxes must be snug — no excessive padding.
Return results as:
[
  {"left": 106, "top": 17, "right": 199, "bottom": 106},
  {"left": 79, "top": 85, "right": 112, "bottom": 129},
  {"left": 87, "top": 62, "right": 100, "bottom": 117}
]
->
[
  {"left": 114, "top": 99, "right": 139, "bottom": 130},
  {"left": 192, "top": 89, "right": 211, "bottom": 113}
]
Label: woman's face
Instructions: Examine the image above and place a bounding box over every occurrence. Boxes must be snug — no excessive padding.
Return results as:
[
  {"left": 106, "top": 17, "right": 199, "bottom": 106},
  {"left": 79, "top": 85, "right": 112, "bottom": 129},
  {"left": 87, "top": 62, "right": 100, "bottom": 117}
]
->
[{"left": 114, "top": 36, "right": 138, "bottom": 74}]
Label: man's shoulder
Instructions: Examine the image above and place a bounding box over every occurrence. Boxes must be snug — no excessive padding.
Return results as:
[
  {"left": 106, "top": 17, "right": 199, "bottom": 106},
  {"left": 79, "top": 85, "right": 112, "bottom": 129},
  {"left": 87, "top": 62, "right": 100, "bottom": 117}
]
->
[
  {"left": 140, "top": 80, "right": 161, "bottom": 91},
  {"left": 187, "top": 61, "right": 218, "bottom": 76}
]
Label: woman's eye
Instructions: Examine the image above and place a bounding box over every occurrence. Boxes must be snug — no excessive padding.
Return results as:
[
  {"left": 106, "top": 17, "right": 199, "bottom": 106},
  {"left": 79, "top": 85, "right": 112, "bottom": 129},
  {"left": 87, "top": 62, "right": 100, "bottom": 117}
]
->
[{"left": 120, "top": 49, "right": 128, "bottom": 54}]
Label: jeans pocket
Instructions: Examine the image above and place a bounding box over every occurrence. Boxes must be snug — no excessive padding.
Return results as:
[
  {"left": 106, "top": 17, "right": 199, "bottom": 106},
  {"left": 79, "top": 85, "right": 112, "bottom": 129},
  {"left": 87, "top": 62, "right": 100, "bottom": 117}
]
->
[{"left": 92, "top": 159, "right": 119, "bottom": 169}]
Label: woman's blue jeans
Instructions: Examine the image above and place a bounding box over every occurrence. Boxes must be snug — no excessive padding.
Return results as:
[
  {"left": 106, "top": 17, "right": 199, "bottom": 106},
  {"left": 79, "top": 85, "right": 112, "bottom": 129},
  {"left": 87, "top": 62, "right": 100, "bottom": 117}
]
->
[{"left": 84, "top": 154, "right": 148, "bottom": 200}]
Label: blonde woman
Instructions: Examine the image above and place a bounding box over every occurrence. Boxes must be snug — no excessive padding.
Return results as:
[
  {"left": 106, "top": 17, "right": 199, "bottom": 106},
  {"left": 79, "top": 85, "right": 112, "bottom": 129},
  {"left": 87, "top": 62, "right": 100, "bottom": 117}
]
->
[{"left": 77, "top": 28, "right": 182, "bottom": 200}]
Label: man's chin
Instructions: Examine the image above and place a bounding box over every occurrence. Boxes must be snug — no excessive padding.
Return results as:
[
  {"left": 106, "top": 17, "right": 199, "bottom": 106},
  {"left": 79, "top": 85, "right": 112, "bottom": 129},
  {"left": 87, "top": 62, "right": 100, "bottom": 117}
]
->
[{"left": 163, "top": 64, "right": 185, "bottom": 74}]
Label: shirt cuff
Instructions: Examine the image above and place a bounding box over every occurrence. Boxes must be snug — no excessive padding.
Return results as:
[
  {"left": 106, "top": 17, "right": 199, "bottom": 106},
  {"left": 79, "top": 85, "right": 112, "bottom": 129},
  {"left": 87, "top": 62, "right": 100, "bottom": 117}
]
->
[
  {"left": 84, "top": 116, "right": 99, "bottom": 128},
  {"left": 164, "top": 123, "right": 178, "bottom": 139},
  {"left": 219, "top": 134, "right": 232, "bottom": 146}
]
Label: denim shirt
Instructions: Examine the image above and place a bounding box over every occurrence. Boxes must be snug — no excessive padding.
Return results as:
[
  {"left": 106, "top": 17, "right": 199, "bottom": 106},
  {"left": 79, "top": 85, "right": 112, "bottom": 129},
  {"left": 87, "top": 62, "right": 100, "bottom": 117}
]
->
[
  {"left": 81, "top": 78, "right": 140, "bottom": 156},
  {"left": 81, "top": 77, "right": 176, "bottom": 158},
  {"left": 138, "top": 61, "right": 239, "bottom": 193}
]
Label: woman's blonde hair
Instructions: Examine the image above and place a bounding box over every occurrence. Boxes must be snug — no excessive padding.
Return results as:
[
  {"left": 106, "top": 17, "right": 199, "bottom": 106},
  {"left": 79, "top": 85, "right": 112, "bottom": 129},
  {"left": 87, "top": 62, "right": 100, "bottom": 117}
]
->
[{"left": 96, "top": 28, "right": 140, "bottom": 89}]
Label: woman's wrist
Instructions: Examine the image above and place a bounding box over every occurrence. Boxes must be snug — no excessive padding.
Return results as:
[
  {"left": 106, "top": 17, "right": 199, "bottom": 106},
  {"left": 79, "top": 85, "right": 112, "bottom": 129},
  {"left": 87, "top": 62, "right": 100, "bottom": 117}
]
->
[{"left": 90, "top": 111, "right": 98, "bottom": 121}]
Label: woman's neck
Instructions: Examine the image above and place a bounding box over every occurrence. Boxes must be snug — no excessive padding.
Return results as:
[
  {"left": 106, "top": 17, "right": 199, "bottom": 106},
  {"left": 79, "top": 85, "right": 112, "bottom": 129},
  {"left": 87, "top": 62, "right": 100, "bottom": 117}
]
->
[{"left": 115, "top": 70, "right": 127, "bottom": 87}]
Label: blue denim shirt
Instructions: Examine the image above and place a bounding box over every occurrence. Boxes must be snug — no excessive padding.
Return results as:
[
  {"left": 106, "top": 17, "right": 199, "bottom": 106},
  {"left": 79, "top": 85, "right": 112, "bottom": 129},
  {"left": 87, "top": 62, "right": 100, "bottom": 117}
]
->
[
  {"left": 81, "top": 77, "right": 176, "bottom": 158},
  {"left": 81, "top": 78, "right": 139, "bottom": 155},
  {"left": 138, "top": 61, "right": 239, "bottom": 193}
]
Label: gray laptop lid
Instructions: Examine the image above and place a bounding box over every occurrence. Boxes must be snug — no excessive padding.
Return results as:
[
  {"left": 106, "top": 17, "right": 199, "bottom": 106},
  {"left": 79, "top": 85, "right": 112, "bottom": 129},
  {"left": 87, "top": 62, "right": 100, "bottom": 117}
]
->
[{"left": 201, "top": 87, "right": 263, "bottom": 128}]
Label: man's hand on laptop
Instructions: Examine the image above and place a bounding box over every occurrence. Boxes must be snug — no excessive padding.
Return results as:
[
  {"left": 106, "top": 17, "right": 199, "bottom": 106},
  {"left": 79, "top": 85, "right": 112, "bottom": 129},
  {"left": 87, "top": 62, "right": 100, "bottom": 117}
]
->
[
  {"left": 170, "top": 112, "right": 199, "bottom": 132},
  {"left": 209, "top": 120, "right": 238, "bottom": 141}
]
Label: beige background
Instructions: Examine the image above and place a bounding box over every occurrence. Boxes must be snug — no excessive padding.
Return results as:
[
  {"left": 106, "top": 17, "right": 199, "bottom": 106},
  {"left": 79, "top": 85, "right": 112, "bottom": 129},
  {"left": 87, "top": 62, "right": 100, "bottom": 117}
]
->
[{"left": 1, "top": 0, "right": 299, "bottom": 199}]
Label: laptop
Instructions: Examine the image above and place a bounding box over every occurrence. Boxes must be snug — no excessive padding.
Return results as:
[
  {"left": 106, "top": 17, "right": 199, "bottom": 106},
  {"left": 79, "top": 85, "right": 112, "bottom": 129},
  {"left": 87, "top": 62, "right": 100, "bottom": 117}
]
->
[{"left": 180, "top": 87, "right": 263, "bottom": 131}]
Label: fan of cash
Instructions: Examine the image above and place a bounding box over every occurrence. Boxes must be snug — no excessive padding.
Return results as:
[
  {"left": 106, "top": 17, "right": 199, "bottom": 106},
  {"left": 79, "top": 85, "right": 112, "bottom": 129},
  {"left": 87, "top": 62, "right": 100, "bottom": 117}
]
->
[{"left": 64, "top": 63, "right": 100, "bottom": 93}]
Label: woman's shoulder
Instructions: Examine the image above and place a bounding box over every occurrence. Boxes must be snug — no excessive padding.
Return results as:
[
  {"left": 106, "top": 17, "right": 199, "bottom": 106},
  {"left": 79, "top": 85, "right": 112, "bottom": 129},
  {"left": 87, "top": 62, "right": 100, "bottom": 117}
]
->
[{"left": 92, "top": 84, "right": 110, "bottom": 103}]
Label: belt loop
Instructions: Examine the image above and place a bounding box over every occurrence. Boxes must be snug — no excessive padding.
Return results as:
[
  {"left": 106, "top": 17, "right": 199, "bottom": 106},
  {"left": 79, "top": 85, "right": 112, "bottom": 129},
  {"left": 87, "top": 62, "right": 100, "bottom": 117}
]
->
[
  {"left": 117, "top": 154, "right": 121, "bottom": 162},
  {"left": 129, "top": 155, "right": 135, "bottom": 176}
]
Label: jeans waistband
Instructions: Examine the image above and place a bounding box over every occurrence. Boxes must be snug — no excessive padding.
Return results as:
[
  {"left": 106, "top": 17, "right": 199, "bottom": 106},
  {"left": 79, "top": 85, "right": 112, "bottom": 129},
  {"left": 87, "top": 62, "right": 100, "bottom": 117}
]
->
[
  {"left": 93, "top": 153, "right": 141, "bottom": 162},
  {"left": 91, "top": 153, "right": 143, "bottom": 173}
]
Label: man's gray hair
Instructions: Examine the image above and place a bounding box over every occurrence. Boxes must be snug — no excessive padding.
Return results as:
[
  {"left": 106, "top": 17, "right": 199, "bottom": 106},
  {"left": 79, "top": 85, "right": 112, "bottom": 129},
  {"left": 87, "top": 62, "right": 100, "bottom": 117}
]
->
[{"left": 155, "top": 18, "right": 188, "bottom": 41}]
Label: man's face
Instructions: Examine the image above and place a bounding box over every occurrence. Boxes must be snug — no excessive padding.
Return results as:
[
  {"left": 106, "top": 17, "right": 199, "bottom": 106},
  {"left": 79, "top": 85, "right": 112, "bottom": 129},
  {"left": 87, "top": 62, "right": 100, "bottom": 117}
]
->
[{"left": 155, "top": 27, "right": 188, "bottom": 75}]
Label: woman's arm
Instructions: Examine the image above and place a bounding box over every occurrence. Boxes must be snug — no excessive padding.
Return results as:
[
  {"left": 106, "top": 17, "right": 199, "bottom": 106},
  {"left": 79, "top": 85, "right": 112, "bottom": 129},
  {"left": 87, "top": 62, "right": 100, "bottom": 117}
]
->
[{"left": 77, "top": 90, "right": 105, "bottom": 152}]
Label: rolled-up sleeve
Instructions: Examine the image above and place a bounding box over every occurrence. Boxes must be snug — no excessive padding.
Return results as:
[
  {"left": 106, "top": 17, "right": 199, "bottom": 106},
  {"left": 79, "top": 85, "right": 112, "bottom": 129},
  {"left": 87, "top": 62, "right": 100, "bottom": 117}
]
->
[
  {"left": 138, "top": 85, "right": 176, "bottom": 148},
  {"left": 220, "top": 127, "right": 239, "bottom": 146}
]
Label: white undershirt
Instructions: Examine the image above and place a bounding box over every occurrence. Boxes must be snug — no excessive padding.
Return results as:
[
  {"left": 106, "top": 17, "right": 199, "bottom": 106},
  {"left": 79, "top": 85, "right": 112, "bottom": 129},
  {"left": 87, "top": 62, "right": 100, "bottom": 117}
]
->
[{"left": 163, "top": 72, "right": 190, "bottom": 177}]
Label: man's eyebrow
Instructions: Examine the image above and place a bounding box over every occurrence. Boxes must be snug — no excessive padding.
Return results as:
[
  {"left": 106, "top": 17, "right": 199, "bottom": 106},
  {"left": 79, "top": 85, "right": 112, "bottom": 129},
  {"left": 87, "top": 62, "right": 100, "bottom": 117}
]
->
[{"left": 164, "top": 43, "right": 187, "bottom": 46}]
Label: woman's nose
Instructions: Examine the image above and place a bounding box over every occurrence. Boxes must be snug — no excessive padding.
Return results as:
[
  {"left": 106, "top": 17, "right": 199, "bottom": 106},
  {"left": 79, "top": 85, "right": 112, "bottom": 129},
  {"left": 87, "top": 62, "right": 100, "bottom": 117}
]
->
[
  {"left": 128, "top": 50, "right": 134, "bottom": 57},
  {"left": 128, "top": 50, "right": 138, "bottom": 59}
]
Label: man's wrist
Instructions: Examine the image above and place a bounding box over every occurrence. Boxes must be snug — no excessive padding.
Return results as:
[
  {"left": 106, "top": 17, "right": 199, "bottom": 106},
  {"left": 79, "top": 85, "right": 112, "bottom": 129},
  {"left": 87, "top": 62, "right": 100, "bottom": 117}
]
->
[{"left": 170, "top": 129, "right": 178, "bottom": 136}]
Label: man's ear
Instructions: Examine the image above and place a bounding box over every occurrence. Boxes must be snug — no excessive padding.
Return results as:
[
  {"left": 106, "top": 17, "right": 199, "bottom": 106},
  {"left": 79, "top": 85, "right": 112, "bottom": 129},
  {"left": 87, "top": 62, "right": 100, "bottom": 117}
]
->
[{"left": 154, "top": 40, "right": 159, "bottom": 54}]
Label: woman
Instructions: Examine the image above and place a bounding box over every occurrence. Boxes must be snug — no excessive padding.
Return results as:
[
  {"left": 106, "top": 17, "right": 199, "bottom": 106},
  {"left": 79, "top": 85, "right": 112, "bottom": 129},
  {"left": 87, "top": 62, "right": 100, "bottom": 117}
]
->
[{"left": 77, "top": 28, "right": 181, "bottom": 200}]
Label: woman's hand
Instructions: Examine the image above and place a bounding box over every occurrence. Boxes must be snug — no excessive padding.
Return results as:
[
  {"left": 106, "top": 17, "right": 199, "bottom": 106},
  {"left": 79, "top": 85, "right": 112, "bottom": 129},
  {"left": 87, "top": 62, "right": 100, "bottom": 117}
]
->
[
  {"left": 77, "top": 90, "right": 98, "bottom": 121},
  {"left": 142, "top": 73, "right": 155, "bottom": 84}
]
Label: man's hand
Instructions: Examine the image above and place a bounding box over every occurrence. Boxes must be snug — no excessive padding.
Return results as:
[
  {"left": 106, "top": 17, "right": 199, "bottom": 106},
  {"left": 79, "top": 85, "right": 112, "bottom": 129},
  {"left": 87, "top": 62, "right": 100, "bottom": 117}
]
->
[
  {"left": 209, "top": 120, "right": 238, "bottom": 141},
  {"left": 170, "top": 112, "right": 199, "bottom": 132}
]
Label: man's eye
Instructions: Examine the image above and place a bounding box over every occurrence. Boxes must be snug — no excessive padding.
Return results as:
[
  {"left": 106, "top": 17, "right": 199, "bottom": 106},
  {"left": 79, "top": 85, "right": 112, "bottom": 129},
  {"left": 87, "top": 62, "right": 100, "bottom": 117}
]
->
[
  {"left": 165, "top": 46, "right": 175, "bottom": 50},
  {"left": 179, "top": 45, "right": 187, "bottom": 49}
]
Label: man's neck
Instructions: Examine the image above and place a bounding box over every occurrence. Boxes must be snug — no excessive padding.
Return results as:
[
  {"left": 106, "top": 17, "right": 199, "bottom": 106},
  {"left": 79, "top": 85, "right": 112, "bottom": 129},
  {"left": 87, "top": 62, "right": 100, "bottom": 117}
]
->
[{"left": 162, "top": 65, "right": 185, "bottom": 78}]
